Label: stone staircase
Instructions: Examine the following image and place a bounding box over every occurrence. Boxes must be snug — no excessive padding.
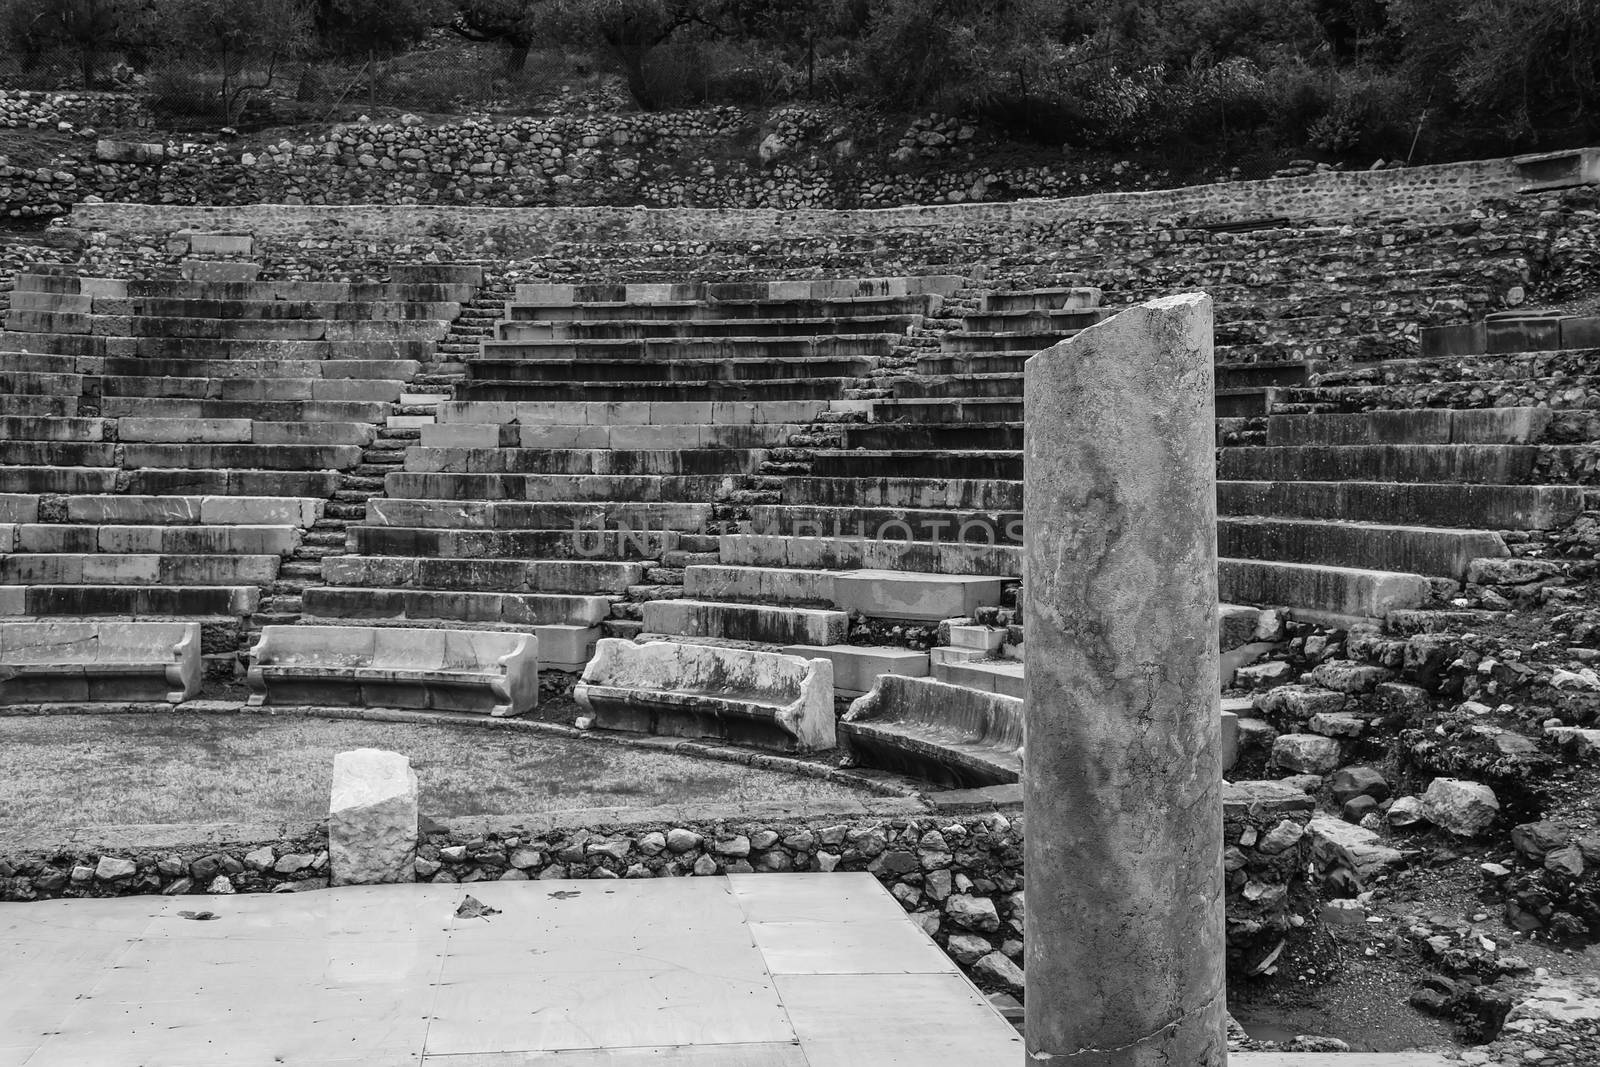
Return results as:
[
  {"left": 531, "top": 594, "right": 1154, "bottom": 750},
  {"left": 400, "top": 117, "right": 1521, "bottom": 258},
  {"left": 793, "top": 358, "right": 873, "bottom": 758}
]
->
[
  {"left": 0, "top": 263, "right": 483, "bottom": 677},
  {"left": 300, "top": 277, "right": 962, "bottom": 673}
]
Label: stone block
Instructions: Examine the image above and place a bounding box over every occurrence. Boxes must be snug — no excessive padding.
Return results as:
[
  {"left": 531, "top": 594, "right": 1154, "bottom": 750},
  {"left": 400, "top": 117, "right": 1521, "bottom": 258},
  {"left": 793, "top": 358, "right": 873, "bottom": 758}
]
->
[
  {"left": 181, "top": 260, "right": 261, "bottom": 283},
  {"left": 832, "top": 570, "right": 1006, "bottom": 621},
  {"left": 782, "top": 643, "right": 929, "bottom": 696},
  {"left": 187, "top": 233, "right": 254, "bottom": 256},
  {"left": 329, "top": 748, "right": 418, "bottom": 886},
  {"left": 1420, "top": 777, "right": 1500, "bottom": 837}
]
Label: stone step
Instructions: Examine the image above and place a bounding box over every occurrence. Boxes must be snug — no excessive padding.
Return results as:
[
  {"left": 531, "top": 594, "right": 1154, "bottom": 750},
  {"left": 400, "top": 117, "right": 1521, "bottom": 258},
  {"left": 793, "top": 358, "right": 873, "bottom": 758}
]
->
[
  {"left": 1219, "top": 444, "right": 1539, "bottom": 484},
  {"left": 685, "top": 564, "right": 1008, "bottom": 621},
  {"left": 2, "top": 331, "right": 437, "bottom": 361},
  {"left": 13, "top": 275, "right": 476, "bottom": 303},
  {"left": 939, "top": 330, "right": 1080, "bottom": 354},
  {"left": 422, "top": 421, "right": 804, "bottom": 451},
  {"left": 979, "top": 287, "right": 1101, "bottom": 313},
  {"left": 458, "top": 378, "right": 851, "bottom": 403},
  {"left": 505, "top": 294, "right": 941, "bottom": 322},
  {"left": 960, "top": 308, "right": 1100, "bottom": 333},
  {"left": 402, "top": 447, "right": 767, "bottom": 477},
  {"left": 1214, "top": 362, "right": 1310, "bottom": 391},
  {"left": 119, "top": 468, "right": 343, "bottom": 499},
  {"left": 890, "top": 373, "right": 1020, "bottom": 400},
  {"left": 785, "top": 475, "right": 1021, "bottom": 511},
  {"left": 437, "top": 398, "right": 835, "bottom": 426},
  {"left": 870, "top": 398, "right": 1021, "bottom": 424},
  {"left": 349, "top": 525, "right": 677, "bottom": 562},
  {"left": 0, "top": 553, "right": 281, "bottom": 585},
  {"left": 99, "top": 396, "right": 392, "bottom": 423},
  {"left": 1218, "top": 516, "right": 1507, "bottom": 579},
  {"left": 116, "top": 418, "right": 377, "bottom": 447},
  {"left": 57, "top": 495, "right": 323, "bottom": 527},
  {"left": 640, "top": 598, "right": 849, "bottom": 646},
  {"left": 932, "top": 657, "right": 1026, "bottom": 699},
  {"left": 2, "top": 584, "right": 261, "bottom": 617},
  {"left": 0, "top": 394, "right": 79, "bottom": 416},
  {"left": 364, "top": 497, "right": 712, "bottom": 533},
  {"left": 118, "top": 443, "right": 365, "bottom": 471},
  {"left": 842, "top": 421, "right": 1021, "bottom": 451},
  {"left": 747, "top": 504, "right": 1022, "bottom": 544},
  {"left": 496, "top": 313, "right": 921, "bottom": 341},
  {"left": 110, "top": 297, "right": 462, "bottom": 320},
  {"left": 810, "top": 450, "right": 1020, "bottom": 480},
  {"left": 1265, "top": 407, "right": 1550, "bottom": 446},
  {"left": 0, "top": 370, "right": 83, "bottom": 395},
  {"left": 0, "top": 465, "right": 118, "bottom": 494},
  {"left": 101, "top": 375, "right": 403, "bottom": 403},
  {"left": 99, "top": 357, "right": 420, "bottom": 381},
  {"left": 466, "top": 355, "right": 872, "bottom": 383},
  {"left": 783, "top": 643, "right": 931, "bottom": 698},
  {"left": 478, "top": 334, "right": 893, "bottom": 362},
  {"left": 512, "top": 276, "right": 962, "bottom": 306},
  {"left": 0, "top": 441, "right": 116, "bottom": 466},
  {"left": 0, "top": 350, "right": 97, "bottom": 374},
  {"left": 720, "top": 534, "right": 1020, "bottom": 577},
  {"left": 4, "top": 523, "right": 297, "bottom": 555},
  {"left": 8, "top": 311, "right": 450, "bottom": 342},
  {"left": 1218, "top": 557, "right": 1432, "bottom": 619},
  {"left": 1218, "top": 479, "right": 1584, "bottom": 529},
  {"left": 384, "top": 471, "right": 744, "bottom": 503},
  {"left": 322, "top": 555, "right": 643, "bottom": 594},
  {"left": 1215, "top": 389, "right": 1274, "bottom": 418},
  {"left": 302, "top": 586, "right": 611, "bottom": 627}
]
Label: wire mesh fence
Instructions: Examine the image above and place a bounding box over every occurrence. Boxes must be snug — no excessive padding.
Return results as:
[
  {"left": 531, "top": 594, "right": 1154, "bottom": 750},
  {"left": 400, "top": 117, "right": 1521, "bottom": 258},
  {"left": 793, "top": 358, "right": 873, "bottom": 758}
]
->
[{"left": 0, "top": 38, "right": 555, "bottom": 130}]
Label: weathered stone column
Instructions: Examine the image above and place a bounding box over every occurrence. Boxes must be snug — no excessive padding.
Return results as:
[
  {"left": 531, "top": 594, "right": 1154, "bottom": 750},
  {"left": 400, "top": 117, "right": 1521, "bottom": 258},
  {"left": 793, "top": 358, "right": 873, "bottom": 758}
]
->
[{"left": 1023, "top": 293, "right": 1226, "bottom": 1065}]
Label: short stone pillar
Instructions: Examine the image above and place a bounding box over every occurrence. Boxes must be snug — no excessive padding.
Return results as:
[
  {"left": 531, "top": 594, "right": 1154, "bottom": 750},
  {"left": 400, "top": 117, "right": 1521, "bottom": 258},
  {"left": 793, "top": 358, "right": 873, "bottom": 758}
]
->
[
  {"left": 329, "top": 748, "right": 419, "bottom": 886},
  {"left": 1023, "top": 293, "right": 1227, "bottom": 1064}
]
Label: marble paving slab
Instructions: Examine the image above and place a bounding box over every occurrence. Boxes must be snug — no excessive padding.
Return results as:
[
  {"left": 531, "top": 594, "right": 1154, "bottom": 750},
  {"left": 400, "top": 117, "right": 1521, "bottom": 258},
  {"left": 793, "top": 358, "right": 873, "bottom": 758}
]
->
[{"left": 0, "top": 873, "right": 1021, "bottom": 1066}]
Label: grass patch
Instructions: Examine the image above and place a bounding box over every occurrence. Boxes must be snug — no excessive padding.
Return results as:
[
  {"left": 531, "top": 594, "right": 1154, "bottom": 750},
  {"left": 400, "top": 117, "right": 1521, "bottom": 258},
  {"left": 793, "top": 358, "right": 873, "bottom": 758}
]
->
[{"left": 0, "top": 713, "right": 866, "bottom": 837}]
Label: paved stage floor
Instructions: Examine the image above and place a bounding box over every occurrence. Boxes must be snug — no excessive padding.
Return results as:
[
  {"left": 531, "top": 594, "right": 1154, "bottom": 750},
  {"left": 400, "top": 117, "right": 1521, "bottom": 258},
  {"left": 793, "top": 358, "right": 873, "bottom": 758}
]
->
[{"left": 0, "top": 872, "right": 1023, "bottom": 1065}]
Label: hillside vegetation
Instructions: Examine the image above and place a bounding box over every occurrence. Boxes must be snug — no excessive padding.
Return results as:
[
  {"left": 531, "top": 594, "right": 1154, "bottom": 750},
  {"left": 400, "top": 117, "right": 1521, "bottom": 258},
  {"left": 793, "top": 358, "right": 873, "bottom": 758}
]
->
[{"left": 0, "top": 0, "right": 1595, "bottom": 178}]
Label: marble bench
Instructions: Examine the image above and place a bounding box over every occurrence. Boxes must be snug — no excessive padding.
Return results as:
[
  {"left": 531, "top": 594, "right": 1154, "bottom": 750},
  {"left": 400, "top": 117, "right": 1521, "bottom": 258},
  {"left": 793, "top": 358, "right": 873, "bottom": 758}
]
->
[
  {"left": 574, "top": 638, "right": 835, "bottom": 752},
  {"left": 246, "top": 625, "right": 539, "bottom": 718},
  {"left": 840, "top": 674, "right": 1023, "bottom": 788},
  {"left": 0, "top": 620, "right": 201, "bottom": 703}
]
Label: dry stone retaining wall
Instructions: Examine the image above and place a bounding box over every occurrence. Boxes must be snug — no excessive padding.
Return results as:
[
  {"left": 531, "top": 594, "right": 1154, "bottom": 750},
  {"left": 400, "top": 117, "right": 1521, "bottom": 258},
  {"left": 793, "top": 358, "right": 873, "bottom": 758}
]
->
[
  {"left": 0, "top": 781, "right": 1310, "bottom": 986},
  {"left": 0, "top": 103, "right": 1533, "bottom": 221}
]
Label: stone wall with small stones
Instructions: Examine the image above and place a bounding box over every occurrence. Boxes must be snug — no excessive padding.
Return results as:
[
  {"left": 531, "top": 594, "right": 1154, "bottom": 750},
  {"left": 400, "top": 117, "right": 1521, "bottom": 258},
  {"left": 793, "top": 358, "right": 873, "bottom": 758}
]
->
[
  {"left": 0, "top": 784, "right": 1311, "bottom": 995},
  {"left": 0, "top": 89, "right": 150, "bottom": 131},
  {"left": 0, "top": 101, "right": 1533, "bottom": 221}
]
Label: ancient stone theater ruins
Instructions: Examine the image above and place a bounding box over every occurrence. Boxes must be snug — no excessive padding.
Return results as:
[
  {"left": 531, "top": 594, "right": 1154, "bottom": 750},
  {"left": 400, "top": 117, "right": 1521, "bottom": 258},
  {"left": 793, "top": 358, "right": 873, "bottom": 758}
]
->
[{"left": 5, "top": 124, "right": 1600, "bottom": 1064}]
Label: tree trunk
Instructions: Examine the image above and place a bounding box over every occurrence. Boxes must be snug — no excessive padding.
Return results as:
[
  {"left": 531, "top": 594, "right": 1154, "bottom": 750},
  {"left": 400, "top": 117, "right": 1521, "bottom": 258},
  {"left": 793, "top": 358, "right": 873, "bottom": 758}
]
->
[
  {"left": 504, "top": 42, "right": 530, "bottom": 74},
  {"left": 621, "top": 47, "right": 654, "bottom": 110}
]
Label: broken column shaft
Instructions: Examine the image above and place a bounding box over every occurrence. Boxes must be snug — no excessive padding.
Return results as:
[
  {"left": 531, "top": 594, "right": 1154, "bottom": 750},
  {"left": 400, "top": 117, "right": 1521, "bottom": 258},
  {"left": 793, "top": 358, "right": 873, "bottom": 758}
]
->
[{"left": 1023, "top": 293, "right": 1227, "bottom": 1065}]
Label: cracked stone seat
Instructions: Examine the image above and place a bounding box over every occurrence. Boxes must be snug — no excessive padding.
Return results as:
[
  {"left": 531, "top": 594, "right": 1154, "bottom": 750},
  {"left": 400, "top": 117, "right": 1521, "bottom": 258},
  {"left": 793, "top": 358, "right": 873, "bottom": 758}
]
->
[
  {"left": 0, "top": 619, "right": 201, "bottom": 703},
  {"left": 247, "top": 624, "right": 538, "bottom": 717},
  {"left": 574, "top": 637, "right": 835, "bottom": 752}
]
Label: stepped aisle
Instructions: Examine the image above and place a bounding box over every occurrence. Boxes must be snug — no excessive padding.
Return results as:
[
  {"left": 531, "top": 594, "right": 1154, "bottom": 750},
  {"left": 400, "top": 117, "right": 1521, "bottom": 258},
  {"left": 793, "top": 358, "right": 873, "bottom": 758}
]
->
[{"left": 0, "top": 260, "right": 482, "bottom": 680}]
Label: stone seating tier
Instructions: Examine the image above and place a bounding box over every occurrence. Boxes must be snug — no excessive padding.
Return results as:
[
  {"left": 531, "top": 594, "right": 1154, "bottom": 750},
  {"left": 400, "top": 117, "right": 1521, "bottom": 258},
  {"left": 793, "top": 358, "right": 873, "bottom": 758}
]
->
[
  {"left": 246, "top": 624, "right": 538, "bottom": 717},
  {"left": 0, "top": 619, "right": 201, "bottom": 703},
  {"left": 0, "top": 265, "right": 482, "bottom": 678},
  {"left": 574, "top": 637, "right": 835, "bottom": 752}
]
